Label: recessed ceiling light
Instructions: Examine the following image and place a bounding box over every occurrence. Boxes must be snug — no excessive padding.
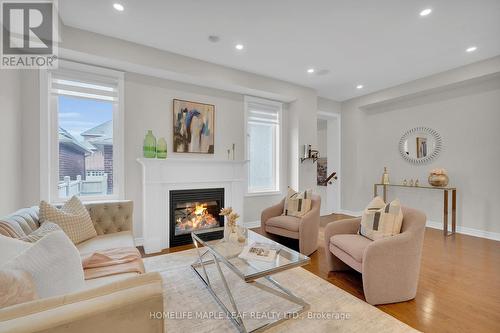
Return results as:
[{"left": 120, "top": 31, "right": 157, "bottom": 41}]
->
[
  {"left": 466, "top": 46, "right": 477, "bottom": 53},
  {"left": 113, "top": 3, "right": 124, "bottom": 11},
  {"left": 356, "top": 84, "right": 364, "bottom": 89},
  {"left": 419, "top": 8, "right": 432, "bottom": 16},
  {"left": 307, "top": 68, "right": 315, "bottom": 73},
  {"left": 235, "top": 44, "right": 244, "bottom": 50}
]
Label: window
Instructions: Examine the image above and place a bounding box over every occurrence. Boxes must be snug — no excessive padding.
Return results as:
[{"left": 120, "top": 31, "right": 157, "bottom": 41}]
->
[
  {"left": 245, "top": 96, "right": 282, "bottom": 194},
  {"left": 42, "top": 61, "right": 124, "bottom": 202}
]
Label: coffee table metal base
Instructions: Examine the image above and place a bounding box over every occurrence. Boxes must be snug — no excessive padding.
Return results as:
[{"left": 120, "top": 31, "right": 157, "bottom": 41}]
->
[{"left": 191, "top": 248, "right": 309, "bottom": 333}]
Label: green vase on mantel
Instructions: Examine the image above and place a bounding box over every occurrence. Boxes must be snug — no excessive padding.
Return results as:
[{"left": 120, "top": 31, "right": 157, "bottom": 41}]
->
[
  {"left": 157, "top": 137, "right": 167, "bottom": 159},
  {"left": 143, "top": 130, "right": 157, "bottom": 158}
]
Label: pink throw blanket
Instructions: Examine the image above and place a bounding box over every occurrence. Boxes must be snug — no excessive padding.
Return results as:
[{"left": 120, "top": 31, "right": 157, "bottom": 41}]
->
[{"left": 81, "top": 247, "right": 145, "bottom": 280}]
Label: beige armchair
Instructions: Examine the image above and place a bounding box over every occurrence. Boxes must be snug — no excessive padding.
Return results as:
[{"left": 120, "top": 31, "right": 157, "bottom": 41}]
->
[
  {"left": 261, "top": 195, "right": 321, "bottom": 256},
  {"left": 324, "top": 206, "right": 426, "bottom": 305}
]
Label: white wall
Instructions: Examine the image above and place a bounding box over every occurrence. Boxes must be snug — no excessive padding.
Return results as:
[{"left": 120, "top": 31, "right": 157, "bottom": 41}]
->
[
  {"left": 14, "top": 24, "right": 318, "bottom": 237},
  {"left": 0, "top": 71, "right": 22, "bottom": 215},
  {"left": 125, "top": 73, "right": 247, "bottom": 235},
  {"left": 341, "top": 74, "right": 500, "bottom": 235}
]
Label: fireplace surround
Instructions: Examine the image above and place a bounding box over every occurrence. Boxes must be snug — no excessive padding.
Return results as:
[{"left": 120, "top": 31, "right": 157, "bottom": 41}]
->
[
  {"left": 169, "top": 188, "right": 225, "bottom": 246},
  {"left": 137, "top": 158, "right": 247, "bottom": 253}
]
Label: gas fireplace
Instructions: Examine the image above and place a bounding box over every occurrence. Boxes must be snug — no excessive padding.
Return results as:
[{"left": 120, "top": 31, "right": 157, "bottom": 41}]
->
[{"left": 169, "top": 188, "right": 225, "bottom": 246}]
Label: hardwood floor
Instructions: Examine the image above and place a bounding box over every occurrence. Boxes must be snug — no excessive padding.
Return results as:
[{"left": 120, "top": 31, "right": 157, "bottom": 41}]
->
[{"left": 139, "top": 214, "right": 500, "bottom": 333}]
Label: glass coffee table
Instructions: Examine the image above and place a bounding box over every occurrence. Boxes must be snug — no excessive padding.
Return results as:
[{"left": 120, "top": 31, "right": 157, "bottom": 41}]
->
[{"left": 191, "top": 226, "right": 310, "bottom": 333}]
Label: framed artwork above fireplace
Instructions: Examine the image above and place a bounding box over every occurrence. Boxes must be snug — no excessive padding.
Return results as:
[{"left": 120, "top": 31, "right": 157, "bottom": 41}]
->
[{"left": 173, "top": 99, "right": 215, "bottom": 154}]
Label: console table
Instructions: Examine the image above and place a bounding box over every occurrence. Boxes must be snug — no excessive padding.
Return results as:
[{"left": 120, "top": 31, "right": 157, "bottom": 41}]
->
[{"left": 373, "top": 184, "right": 457, "bottom": 236}]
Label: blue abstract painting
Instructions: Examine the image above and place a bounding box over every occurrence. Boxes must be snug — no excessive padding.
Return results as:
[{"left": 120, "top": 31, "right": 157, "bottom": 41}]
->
[{"left": 173, "top": 99, "right": 215, "bottom": 153}]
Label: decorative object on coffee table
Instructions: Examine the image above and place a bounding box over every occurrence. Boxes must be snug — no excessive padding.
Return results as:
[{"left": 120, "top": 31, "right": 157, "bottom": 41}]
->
[
  {"left": 429, "top": 168, "right": 449, "bottom": 187},
  {"left": 381, "top": 167, "right": 390, "bottom": 184},
  {"left": 143, "top": 130, "right": 156, "bottom": 158},
  {"left": 156, "top": 137, "right": 167, "bottom": 159},
  {"left": 173, "top": 99, "right": 215, "bottom": 154},
  {"left": 220, "top": 207, "right": 239, "bottom": 242}
]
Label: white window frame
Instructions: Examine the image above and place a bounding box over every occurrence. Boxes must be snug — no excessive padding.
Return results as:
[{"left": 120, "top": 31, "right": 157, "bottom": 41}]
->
[
  {"left": 40, "top": 60, "right": 125, "bottom": 203},
  {"left": 244, "top": 96, "right": 282, "bottom": 196}
]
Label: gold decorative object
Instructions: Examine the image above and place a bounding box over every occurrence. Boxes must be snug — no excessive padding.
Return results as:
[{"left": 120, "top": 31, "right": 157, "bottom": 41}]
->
[
  {"left": 428, "top": 168, "right": 449, "bottom": 187},
  {"left": 381, "top": 167, "right": 390, "bottom": 185},
  {"left": 403, "top": 179, "right": 407, "bottom": 186},
  {"left": 409, "top": 179, "right": 414, "bottom": 186},
  {"left": 220, "top": 207, "right": 240, "bottom": 242},
  {"left": 415, "top": 179, "right": 419, "bottom": 187}
]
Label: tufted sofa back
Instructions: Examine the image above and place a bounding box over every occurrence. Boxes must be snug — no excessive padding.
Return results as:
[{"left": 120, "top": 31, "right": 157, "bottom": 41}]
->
[
  {"left": 85, "top": 201, "right": 133, "bottom": 235},
  {"left": 0, "top": 200, "right": 133, "bottom": 238}
]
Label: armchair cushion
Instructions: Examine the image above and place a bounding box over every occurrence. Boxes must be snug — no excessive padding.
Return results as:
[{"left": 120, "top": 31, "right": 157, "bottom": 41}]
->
[
  {"left": 331, "top": 234, "right": 372, "bottom": 263},
  {"left": 265, "top": 215, "right": 300, "bottom": 232}
]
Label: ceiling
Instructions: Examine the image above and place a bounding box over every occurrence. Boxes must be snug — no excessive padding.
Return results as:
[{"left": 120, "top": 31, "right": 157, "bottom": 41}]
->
[{"left": 59, "top": 0, "right": 500, "bottom": 101}]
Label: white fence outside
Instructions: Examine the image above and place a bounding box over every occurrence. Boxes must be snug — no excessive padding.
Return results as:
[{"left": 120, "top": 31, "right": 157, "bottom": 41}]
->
[{"left": 58, "top": 174, "right": 108, "bottom": 197}]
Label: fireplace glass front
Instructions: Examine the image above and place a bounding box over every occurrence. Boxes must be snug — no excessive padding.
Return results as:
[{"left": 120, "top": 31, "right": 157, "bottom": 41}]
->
[{"left": 169, "top": 188, "right": 224, "bottom": 246}]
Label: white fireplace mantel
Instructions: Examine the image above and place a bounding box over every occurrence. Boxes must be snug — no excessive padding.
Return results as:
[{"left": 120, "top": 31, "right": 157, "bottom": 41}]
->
[{"left": 137, "top": 158, "right": 248, "bottom": 254}]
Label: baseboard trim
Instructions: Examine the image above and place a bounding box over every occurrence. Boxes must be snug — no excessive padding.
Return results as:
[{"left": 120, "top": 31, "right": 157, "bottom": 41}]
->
[
  {"left": 425, "top": 220, "right": 500, "bottom": 241},
  {"left": 335, "top": 209, "right": 363, "bottom": 217},
  {"left": 244, "top": 221, "right": 261, "bottom": 229}
]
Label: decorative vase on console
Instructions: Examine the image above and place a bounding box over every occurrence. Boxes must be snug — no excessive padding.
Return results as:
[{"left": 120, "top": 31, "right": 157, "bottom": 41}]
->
[
  {"left": 428, "top": 168, "right": 449, "bottom": 187},
  {"left": 143, "top": 130, "right": 157, "bottom": 158},
  {"left": 156, "top": 137, "right": 167, "bottom": 159},
  {"left": 220, "top": 207, "right": 240, "bottom": 242}
]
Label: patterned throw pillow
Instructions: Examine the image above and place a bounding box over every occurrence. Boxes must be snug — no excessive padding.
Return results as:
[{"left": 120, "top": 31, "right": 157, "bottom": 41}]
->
[
  {"left": 19, "top": 222, "right": 61, "bottom": 243},
  {"left": 359, "top": 197, "right": 403, "bottom": 241},
  {"left": 39, "top": 196, "right": 97, "bottom": 244},
  {"left": 283, "top": 187, "right": 313, "bottom": 217}
]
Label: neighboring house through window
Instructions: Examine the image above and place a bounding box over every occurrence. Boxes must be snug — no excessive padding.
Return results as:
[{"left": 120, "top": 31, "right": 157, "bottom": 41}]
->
[{"left": 41, "top": 61, "right": 124, "bottom": 202}]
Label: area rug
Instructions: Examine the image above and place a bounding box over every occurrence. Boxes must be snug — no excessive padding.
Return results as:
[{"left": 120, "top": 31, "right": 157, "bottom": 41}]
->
[{"left": 143, "top": 249, "right": 418, "bottom": 332}]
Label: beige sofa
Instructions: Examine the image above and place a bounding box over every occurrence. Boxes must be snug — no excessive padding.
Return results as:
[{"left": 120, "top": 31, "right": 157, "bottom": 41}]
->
[
  {"left": 0, "top": 201, "right": 164, "bottom": 333},
  {"left": 324, "top": 206, "right": 426, "bottom": 305},
  {"left": 261, "top": 195, "right": 321, "bottom": 256}
]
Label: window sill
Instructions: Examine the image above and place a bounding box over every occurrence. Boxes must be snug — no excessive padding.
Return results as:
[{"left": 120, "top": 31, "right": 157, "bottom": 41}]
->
[
  {"left": 245, "top": 191, "right": 283, "bottom": 198},
  {"left": 51, "top": 194, "right": 122, "bottom": 204}
]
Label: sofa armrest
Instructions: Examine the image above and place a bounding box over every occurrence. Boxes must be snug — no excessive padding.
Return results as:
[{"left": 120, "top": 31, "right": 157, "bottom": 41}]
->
[
  {"left": 0, "top": 272, "right": 164, "bottom": 333},
  {"left": 84, "top": 200, "right": 133, "bottom": 235}
]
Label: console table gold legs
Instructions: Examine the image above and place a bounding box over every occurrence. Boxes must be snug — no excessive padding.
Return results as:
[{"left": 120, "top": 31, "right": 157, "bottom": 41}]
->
[{"left": 374, "top": 184, "right": 457, "bottom": 236}]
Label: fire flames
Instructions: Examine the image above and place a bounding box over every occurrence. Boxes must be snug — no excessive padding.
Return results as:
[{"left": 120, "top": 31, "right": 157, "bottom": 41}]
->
[{"left": 175, "top": 202, "right": 219, "bottom": 234}]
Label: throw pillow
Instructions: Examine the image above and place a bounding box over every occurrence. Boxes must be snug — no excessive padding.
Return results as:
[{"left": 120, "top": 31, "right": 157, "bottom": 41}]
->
[
  {"left": 283, "top": 187, "right": 313, "bottom": 217},
  {"left": 359, "top": 196, "right": 403, "bottom": 240},
  {"left": 2, "top": 230, "right": 85, "bottom": 298},
  {"left": 0, "top": 269, "right": 38, "bottom": 308},
  {"left": 19, "top": 222, "right": 62, "bottom": 243},
  {"left": 39, "top": 196, "right": 97, "bottom": 244},
  {"left": 0, "top": 235, "right": 32, "bottom": 266}
]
